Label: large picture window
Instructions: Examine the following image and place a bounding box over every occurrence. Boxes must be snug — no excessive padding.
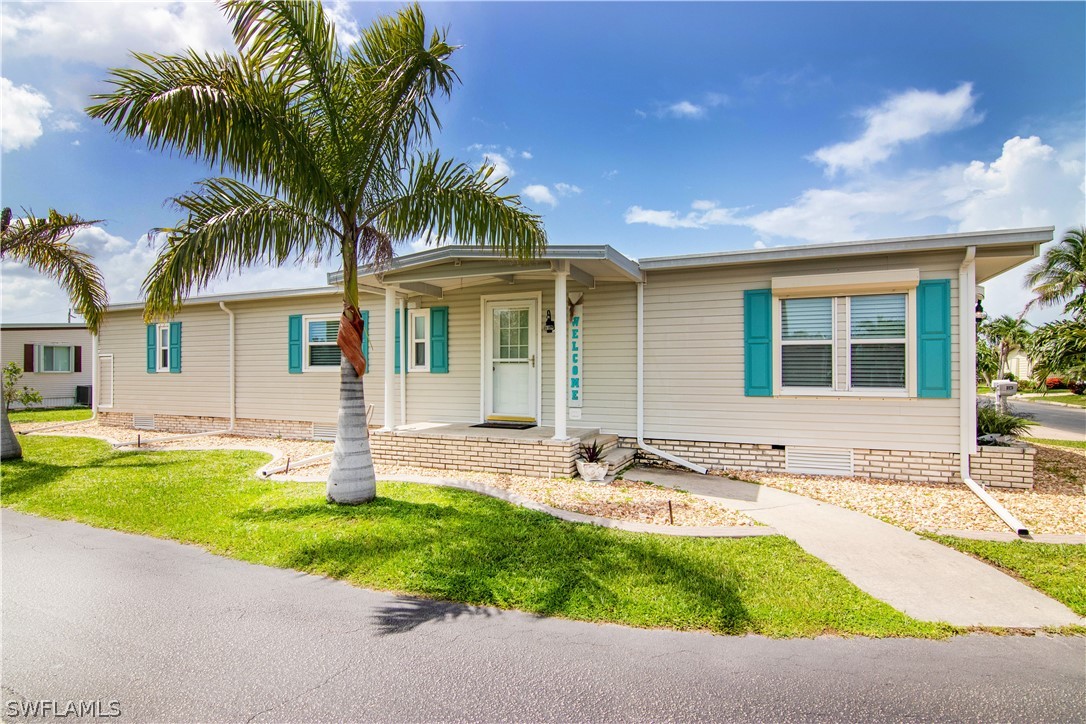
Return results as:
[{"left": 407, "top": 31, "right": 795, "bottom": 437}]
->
[
  {"left": 305, "top": 316, "right": 341, "bottom": 369},
  {"left": 779, "top": 292, "right": 909, "bottom": 395}
]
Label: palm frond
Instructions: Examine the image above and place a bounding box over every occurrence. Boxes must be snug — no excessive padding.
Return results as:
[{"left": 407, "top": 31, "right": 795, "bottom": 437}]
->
[
  {"left": 375, "top": 152, "right": 546, "bottom": 261},
  {"left": 143, "top": 179, "right": 338, "bottom": 318},
  {"left": 1, "top": 210, "right": 108, "bottom": 333},
  {"left": 1024, "top": 225, "right": 1086, "bottom": 316}
]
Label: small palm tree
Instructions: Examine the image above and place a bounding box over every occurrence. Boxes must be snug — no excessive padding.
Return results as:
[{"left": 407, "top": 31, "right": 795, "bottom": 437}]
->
[
  {"left": 1024, "top": 225, "right": 1086, "bottom": 320},
  {"left": 1, "top": 207, "right": 107, "bottom": 460},
  {"left": 980, "top": 315, "right": 1031, "bottom": 379},
  {"left": 86, "top": 1, "right": 546, "bottom": 504}
]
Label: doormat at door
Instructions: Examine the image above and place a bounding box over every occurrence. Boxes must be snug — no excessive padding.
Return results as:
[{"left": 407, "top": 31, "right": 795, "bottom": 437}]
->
[{"left": 472, "top": 422, "right": 537, "bottom": 430}]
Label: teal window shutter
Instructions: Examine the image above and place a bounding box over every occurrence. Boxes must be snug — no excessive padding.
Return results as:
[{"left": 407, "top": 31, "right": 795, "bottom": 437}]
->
[
  {"left": 394, "top": 309, "right": 402, "bottom": 374},
  {"left": 168, "top": 322, "right": 182, "bottom": 373},
  {"left": 360, "top": 310, "right": 369, "bottom": 374},
  {"left": 430, "top": 306, "right": 449, "bottom": 373},
  {"left": 146, "top": 324, "right": 157, "bottom": 374},
  {"left": 744, "top": 289, "right": 773, "bottom": 397},
  {"left": 288, "top": 315, "right": 303, "bottom": 373},
  {"left": 917, "top": 279, "right": 952, "bottom": 398}
]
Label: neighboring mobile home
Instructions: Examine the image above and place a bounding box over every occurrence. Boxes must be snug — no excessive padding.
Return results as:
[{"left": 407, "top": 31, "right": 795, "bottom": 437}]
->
[
  {"left": 95, "top": 227, "right": 1051, "bottom": 486},
  {"left": 1, "top": 323, "right": 93, "bottom": 408}
]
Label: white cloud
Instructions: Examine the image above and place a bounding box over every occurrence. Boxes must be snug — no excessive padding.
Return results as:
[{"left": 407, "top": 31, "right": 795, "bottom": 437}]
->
[
  {"left": 322, "top": 0, "right": 361, "bottom": 46},
  {"left": 520, "top": 150, "right": 533, "bottom": 160},
  {"left": 666, "top": 101, "right": 705, "bottom": 119},
  {"left": 1, "top": 77, "right": 52, "bottom": 152},
  {"left": 554, "top": 183, "right": 582, "bottom": 197},
  {"left": 522, "top": 184, "right": 557, "bottom": 207},
  {"left": 753, "top": 240, "right": 767, "bottom": 249},
  {"left": 602, "top": 169, "right": 619, "bottom": 180},
  {"left": 812, "top": 82, "right": 982, "bottom": 175},
  {"left": 479, "top": 152, "right": 514, "bottom": 179},
  {"left": 625, "top": 134, "right": 1084, "bottom": 321},
  {"left": 0, "top": 2, "right": 233, "bottom": 66},
  {"left": 654, "top": 93, "right": 728, "bottom": 120}
]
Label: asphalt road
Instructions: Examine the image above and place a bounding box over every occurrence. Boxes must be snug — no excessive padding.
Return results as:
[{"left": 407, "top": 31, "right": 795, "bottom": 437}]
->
[
  {"left": 1011, "top": 398, "right": 1086, "bottom": 440},
  {"left": 3, "top": 510, "right": 1084, "bottom": 723}
]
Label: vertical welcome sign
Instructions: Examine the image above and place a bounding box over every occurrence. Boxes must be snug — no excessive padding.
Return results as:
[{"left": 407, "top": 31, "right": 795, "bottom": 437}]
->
[{"left": 569, "top": 302, "right": 583, "bottom": 408}]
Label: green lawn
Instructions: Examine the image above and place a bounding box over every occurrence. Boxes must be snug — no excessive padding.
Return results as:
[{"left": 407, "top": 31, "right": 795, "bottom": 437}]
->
[
  {"left": 1, "top": 436, "right": 952, "bottom": 638},
  {"left": 1030, "top": 393, "right": 1086, "bottom": 408},
  {"left": 1026, "top": 438, "right": 1086, "bottom": 450},
  {"left": 8, "top": 407, "right": 93, "bottom": 424},
  {"left": 977, "top": 385, "right": 992, "bottom": 395},
  {"left": 926, "top": 535, "right": 1086, "bottom": 616}
]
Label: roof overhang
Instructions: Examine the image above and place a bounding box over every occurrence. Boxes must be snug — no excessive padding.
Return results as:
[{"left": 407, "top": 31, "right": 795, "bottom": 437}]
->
[
  {"left": 329, "top": 245, "right": 643, "bottom": 296},
  {"left": 639, "top": 227, "right": 1051, "bottom": 283},
  {"left": 106, "top": 285, "right": 341, "bottom": 313}
]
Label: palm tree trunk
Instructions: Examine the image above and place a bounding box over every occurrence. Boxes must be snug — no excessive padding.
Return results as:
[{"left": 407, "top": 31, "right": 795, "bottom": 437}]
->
[
  {"left": 326, "top": 355, "right": 376, "bottom": 504},
  {"left": 1, "top": 397, "right": 23, "bottom": 461}
]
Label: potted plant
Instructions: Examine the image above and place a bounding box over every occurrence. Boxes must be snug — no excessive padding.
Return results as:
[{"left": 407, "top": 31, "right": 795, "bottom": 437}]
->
[{"left": 576, "top": 440, "right": 610, "bottom": 483}]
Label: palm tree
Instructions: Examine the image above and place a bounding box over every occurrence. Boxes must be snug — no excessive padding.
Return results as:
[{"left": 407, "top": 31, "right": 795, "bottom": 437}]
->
[
  {"left": 980, "top": 315, "right": 1031, "bottom": 379},
  {"left": 1024, "top": 225, "right": 1086, "bottom": 320},
  {"left": 1, "top": 207, "right": 107, "bottom": 460},
  {"left": 86, "top": 1, "right": 546, "bottom": 504}
]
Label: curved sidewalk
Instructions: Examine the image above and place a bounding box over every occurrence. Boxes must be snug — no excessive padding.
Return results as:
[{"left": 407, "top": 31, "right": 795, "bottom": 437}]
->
[{"left": 624, "top": 467, "right": 1083, "bottom": 628}]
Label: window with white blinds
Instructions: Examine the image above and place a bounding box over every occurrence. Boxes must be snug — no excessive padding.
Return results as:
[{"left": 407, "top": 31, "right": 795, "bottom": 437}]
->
[
  {"left": 849, "top": 294, "right": 906, "bottom": 389},
  {"left": 779, "top": 292, "right": 909, "bottom": 394},
  {"left": 781, "top": 297, "right": 833, "bottom": 388},
  {"left": 305, "top": 316, "right": 341, "bottom": 369}
]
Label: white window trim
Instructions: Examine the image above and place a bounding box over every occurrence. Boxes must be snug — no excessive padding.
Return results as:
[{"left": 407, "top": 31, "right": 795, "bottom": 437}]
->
[
  {"left": 38, "top": 344, "right": 75, "bottom": 374},
  {"left": 778, "top": 297, "right": 837, "bottom": 394},
  {"left": 408, "top": 309, "right": 430, "bottom": 372},
  {"left": 774, "top": 290, "right": 916, "bottom": 398},
  {"left": 156, "top": 324, "right": 170, "bottom": 373},
  {"left": 302, "top": 314, "right": 341, "bottom": 372}
]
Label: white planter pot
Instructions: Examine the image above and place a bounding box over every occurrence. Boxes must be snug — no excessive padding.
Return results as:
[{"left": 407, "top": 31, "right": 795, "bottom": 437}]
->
[{"left": 576, "top": 460, "right": 609, "bottom": 483}]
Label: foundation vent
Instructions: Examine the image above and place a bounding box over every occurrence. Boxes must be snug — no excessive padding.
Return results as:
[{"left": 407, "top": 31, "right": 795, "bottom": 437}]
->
[
  {"left": 132, "top": 414, "right": 155, "bottom": 430},
  {"left": 785, "top": 447, "right": 853, "bottom": 476},
  {"left": 312, "top": 423, "right": 338, "bottom": 441}
]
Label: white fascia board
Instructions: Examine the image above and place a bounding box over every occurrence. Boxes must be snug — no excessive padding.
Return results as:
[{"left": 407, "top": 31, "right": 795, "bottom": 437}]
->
[
  {"left": 106, "top": 285, "right": 343, "bottom": 312},
  {"left": 772, "top": 268, "right": 920, "bottom": 297},
  {"left": 639, "top": 227, "right": 1054, "bottom": 271}
]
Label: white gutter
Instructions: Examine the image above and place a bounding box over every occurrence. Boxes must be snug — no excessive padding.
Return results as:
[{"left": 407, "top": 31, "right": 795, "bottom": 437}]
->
[
  {"left": 636, "top": 281, "right": 707, "bottom": 474},
  {"left": 958, "top": 246, "right": 1028, "bottom": 536},
  {"left": 24, "top": 333, "right": 98, "bottom": 434}
]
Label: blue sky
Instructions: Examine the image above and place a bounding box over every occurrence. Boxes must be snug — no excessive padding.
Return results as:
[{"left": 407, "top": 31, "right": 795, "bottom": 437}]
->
[{"left": 2, "top": 1, "right": 1083, "bottom": 324}]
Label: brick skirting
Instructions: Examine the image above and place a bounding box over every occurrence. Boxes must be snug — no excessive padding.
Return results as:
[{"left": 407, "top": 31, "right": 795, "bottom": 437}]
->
[{"left": 96, "top": 412, "right": 1034, "bottom": 487}]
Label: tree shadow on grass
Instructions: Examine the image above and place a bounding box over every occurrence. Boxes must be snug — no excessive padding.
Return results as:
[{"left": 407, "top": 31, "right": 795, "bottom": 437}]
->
[{"left": 230, "top": 487, "right": 753, "bottom": 635}]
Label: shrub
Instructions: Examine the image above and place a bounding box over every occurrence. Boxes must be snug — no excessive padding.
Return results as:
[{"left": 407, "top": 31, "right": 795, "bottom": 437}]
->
[
  {"left": 1069, "top": 380, "right": 1085, "bottom": 395},
  {"left": 1045, "top": 376, "right": 1065, "bottom": 390},
  {"left": 977, "top": 401, "right": 1034, "bottom": 438},
  {"left": 2, "top": 362, "right": 43, "bottom": 409}
]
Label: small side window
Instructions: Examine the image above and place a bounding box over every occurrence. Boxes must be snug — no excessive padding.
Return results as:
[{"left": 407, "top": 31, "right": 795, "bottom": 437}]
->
[
  {"left": 408, "top": 310, "right": 429, "bottom": 372},
  {"left": 156, "top": 324, "right": 170, "bottom": 373}
]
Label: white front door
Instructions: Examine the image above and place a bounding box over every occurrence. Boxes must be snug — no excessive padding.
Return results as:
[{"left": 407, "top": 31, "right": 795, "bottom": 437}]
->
[{"left": 484, "top": 299, "right": 538, "bottom": 422}]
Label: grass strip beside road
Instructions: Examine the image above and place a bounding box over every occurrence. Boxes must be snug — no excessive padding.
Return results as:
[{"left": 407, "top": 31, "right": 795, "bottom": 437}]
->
[
  {"left": 2, "top": 435, "right": 952, "bottom": 639},
  {"left": 926, "top": 535, "right": 1086, "bottom": 616}
]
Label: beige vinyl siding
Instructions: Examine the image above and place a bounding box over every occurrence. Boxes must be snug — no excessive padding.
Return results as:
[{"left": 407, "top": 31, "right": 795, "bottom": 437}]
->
[
  {"left": 99, "top": 307, "right": 231, "bottom": 418},
  {"left": 641, "top": 250, "right": 962, "bottom": 453},
  {"left": 0, "top": 327, "right": 93, "bottom": 406}
]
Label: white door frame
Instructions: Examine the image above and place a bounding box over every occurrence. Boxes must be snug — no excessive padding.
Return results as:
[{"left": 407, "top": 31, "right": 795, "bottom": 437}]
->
[{"left": 479, "top": 292, "right": 542, "bottom": 422}]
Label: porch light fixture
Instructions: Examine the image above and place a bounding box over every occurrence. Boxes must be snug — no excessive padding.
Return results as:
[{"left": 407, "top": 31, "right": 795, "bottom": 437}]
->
[
  {"left": 544, "top": 310, "right": 555, "bottom": 334},
  {"left": 975, "top": 299, "right": 987, "bottom": 321}
]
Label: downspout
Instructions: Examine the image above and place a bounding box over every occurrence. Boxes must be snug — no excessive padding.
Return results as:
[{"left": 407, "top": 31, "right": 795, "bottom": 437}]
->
[
  {"left": 24, "top": 333, "right": 99, "bottom": 434},
  {"left": 636, "top": 281, "right": 707, "bottom": 474},
  {"left": 958, "top": 246, "right": 1028, "bottom": 536},
  {"left": 112, "top": 304, "right": 236, "bottom": 448}
]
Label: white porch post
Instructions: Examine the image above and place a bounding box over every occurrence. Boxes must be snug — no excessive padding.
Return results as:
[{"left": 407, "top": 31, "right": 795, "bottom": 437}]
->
[
  {"left": 399, "top": 297, "right": 407, "bottom": 428},
  {"left": 381, "top": 286, "right": 395, "bottom": 431},
  {"left": 553, "top": 263, "right": 569, "bottom": 440}
]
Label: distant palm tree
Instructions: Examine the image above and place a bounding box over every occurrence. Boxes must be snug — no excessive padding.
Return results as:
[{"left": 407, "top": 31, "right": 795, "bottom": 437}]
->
[
  {"left": 86, "top": 1, "right": 546, "bottom": 504},
  {"left": 980, "top": 315, "right": 1031, "bottom": 379},
  {"left": 1025, "top": 225, "right": 1086, "bottom": 319},
  {"left": 1, "top": 207, "right": 106, "bottom": 460}
]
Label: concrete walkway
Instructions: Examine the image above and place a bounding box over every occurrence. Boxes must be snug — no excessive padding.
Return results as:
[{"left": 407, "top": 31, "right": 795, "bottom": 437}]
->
[{"left": 624, "top": 467, "right": 1083, "bottom": 628}]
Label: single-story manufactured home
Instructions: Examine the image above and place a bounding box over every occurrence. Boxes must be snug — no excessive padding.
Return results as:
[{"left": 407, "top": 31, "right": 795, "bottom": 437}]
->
[
  {"left": 94, "top": 226, "right": 1052, "bottom": 487},
  {"left": 1, "top": 323, "right": 93, "bottom": 408}
]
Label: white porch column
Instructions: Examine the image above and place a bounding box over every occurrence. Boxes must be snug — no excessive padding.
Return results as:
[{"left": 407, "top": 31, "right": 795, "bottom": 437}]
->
[
  {"left": 553, "top": 263, "right": 569, "bottom": 440},
  {"left": 399, "top": 297, "right": 407, "bottom": 428},
  {"left": 381, "top": 286, "right": 395, "bottom": 431}
]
